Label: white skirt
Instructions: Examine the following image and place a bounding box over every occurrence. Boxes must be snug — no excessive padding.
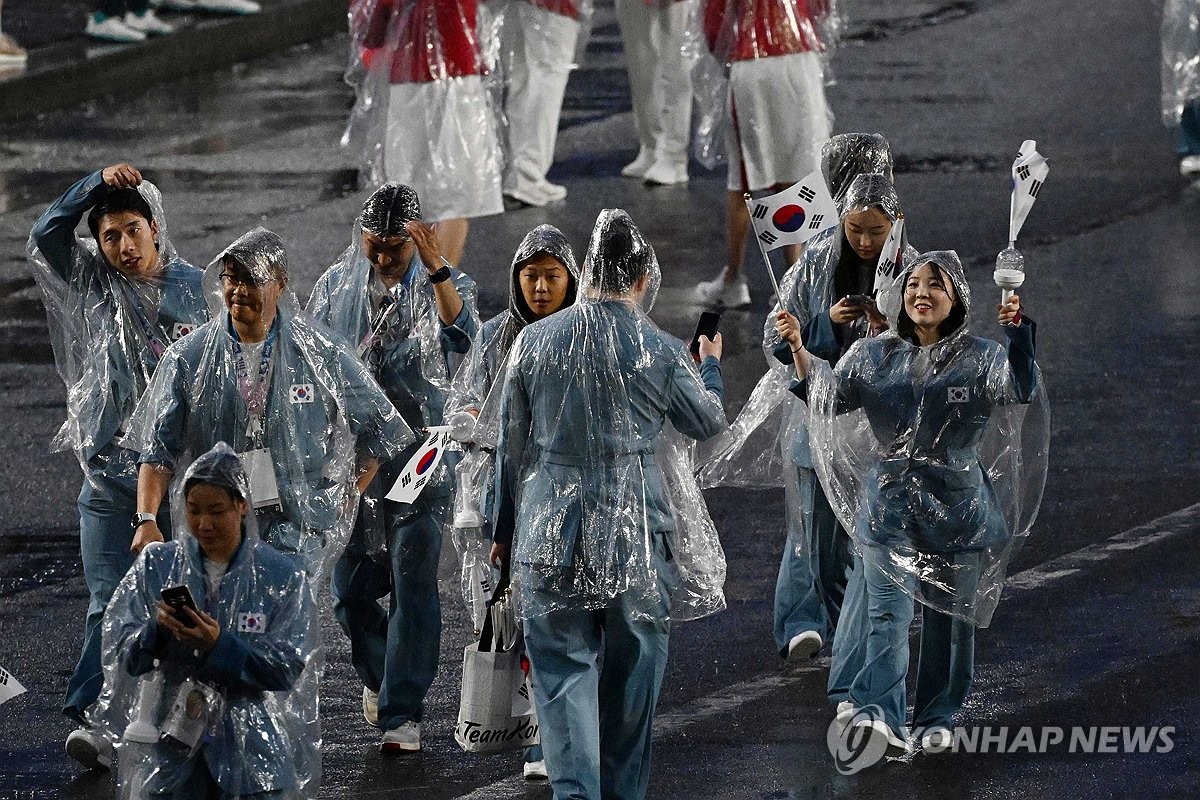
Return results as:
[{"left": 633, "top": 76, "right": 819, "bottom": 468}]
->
[
  {"left": 725, "top": 51, "right": 832, "bottom": 192},
  {"left": 384, "top": 75, "right": 505, "bottom": 222}
]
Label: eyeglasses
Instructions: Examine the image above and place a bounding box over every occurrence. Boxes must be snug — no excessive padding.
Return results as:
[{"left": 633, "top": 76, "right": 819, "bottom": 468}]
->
[{"left": 219, "top": 272, "right": 261, "bottom": 287}]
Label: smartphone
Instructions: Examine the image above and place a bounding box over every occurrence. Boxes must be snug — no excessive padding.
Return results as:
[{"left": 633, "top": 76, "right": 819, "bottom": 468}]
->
[
  {"left": 161, "top": 585, "right": 199, "bottom": 628},
  {"left": 844, "top": 294, "right": 873, "bottom": 307},
  {"left": 689, "top": 311, "right": 721, "bottom": 359}
]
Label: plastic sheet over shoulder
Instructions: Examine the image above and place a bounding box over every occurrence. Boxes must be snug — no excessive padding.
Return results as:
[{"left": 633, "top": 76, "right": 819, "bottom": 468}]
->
[
  {"left": 1162, "top": 0, "right": 1200, "bottom": 126},
  {"left": 89, "top": 443, "right": 320, "bottom": 799},
  {"left": 125, "top": 227, "right": 413, "bottom": 581},
  {"left": 688, "top": 0, "right": 842, "bottom": 170},
  {"left": 492, "top": 210, "right": 727, "bottom": 622},
  {"left": 24, "top": 177, "right": 208, "bottom": 468},
  {"left": 342, "top": 0, "right": 503, "bottom": 220},
  {"left": 805, "top": 252, "right": 1049, "bottom": 626}
]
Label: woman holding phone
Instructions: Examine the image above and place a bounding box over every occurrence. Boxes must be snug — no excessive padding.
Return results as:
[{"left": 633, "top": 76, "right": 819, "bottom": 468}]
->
[
  {"left": 776, "top": 251, "right": 1046, "bottom": 754},
  {"left": 91, "top": 443, "right": 317, "bottom": 798}
]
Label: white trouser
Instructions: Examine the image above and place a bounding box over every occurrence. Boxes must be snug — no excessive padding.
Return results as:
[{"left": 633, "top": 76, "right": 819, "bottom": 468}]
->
[
  {"left": 499, "top": 1, "right": 581, "bottom": 196},
  {"left": 385, "top": 76, "right": 504, "bottom": 222},
  {"left": 614, "top": 0, "right": 696, "bottom": 168}
]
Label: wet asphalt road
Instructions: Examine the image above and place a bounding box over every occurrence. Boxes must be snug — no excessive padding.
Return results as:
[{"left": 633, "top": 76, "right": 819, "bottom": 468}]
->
[{"left": 0, "top": 0, "right": 1198, "bottom": 797}]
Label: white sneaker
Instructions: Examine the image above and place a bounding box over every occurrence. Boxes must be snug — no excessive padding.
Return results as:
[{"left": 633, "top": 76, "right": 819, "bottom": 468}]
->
[
  {"left": 786, "top": 630, "right": 823, "bottom": 661},
  {"left": 85, "top": 12, "right": 147, "bottom": 42},
  {"left": 505, "top": 180, "right": 567, "bottom": 208},
  {"left": 523, "top": 759, "right": 549, "bottom": 780},
  {"left": 833, "top": 701, "right": 856, "bottom": 736},
  {"left": 694, "top": 273, "right": 751, "bottom": 308},
  {"left": 380, "top": 720, "right": 421, "bottom": 753},
  {"left": 66, "top": 728, "right": 113, "bottom": 770},
  {"left": 362, "top": 686, "right": 379, "bottom": 727},
  {"left": 1181, "top": 155, "right": 1200, "bottom": 176},
  {"left": 851, "top": 718, "right": 909, "bottom": 759},
  {"left": 0, "top": 33, "right": 27, "bottom": 67},
  {"left": 620, "top": 149, "right": 654, "bottom": 179},
  {"left": 125, "top": 10, "right": 174, "bottom": 35},
  {"left": 192, "top": 0, "right": 261, "bottom": 14},
  {"left": 919, "top": 726, "right": 953, "bottom": 753},
  {"left": 643, "top": 160, "right": 688, "bottom": 186}
]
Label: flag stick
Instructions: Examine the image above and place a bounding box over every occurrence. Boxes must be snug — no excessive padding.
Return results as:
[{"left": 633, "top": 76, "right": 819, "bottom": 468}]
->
[{"left": 744, "top": 192, "right": 782, "bottom": 300}]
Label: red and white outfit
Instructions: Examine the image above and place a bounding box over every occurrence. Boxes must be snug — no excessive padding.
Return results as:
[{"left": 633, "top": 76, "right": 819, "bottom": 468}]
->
[
  {"left": 492, "top": 0, "right": 584, "bottom": 205},
  {"left": 350, "top": 0, "right": 503, "bottom": 221},
  {"left": 615, "top": 0, "right": 697, "bottom": 183},
  {"left": 704, "top": 0, "right": 833, "bottom": 191}
]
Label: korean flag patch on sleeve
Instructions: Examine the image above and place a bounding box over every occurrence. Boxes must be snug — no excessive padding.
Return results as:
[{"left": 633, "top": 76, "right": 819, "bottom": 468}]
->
[
  {"left": 237, "top": 612, "right": 266, "bottom": 633},
  {"left": 289, "top": 384, "right": 315, "bottom": 404},
  {"left": 947, "top": 386, "right": 970, "bottom": 403},
  {"left": 171, "top": 322, "right": 198, "bottom": 341}
]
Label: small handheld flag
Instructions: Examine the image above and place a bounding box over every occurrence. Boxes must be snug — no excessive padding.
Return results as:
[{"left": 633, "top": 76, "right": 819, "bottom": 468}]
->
[
  {"left": 747, "top": 170, "right": 839, "bottom": 253},
  {"left": 872, "top": 215, "right": 906, "bottom": 322},
  {"left": 1009, "top": 140, "right": 1049, "bottom": 244},
  {"left": 0, "top": 666, "right": 27, "bottom": 706},
  {"left": 386, "top": 426, "right": 452, "bottom": 504}
]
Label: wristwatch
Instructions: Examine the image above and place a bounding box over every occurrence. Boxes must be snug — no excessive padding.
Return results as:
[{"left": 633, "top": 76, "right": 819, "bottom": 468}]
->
[
  {"left": 131, "top": 512, "right": 156, "bottom": 529},
  {"left": 429, "top": 257, "right": 453, "bottom": 284}
]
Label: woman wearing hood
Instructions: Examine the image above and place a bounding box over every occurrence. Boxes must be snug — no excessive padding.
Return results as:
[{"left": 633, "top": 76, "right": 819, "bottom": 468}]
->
[
  {"left": 444, "top": 223, "right": 579, "bottom": 780},
  {"left": 776, "top": 251, "right": 1044, "bottom": 756}
]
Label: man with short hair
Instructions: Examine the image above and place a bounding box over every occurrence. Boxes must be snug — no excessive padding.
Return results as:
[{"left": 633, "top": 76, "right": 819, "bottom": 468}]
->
[
  {"left": 308, "top": 183, "right": 480, "bottom": 754},
  {"left": 27, "top": 164, "right": 209, "bottom": 769}
]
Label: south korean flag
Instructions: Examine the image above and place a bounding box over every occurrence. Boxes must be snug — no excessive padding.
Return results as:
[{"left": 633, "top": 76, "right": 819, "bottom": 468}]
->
[
  {"left": 1008, "top": 140, "right": 1049, "bottom": 243},
  {"left": 0, "top": 666, "right": 27, "bottom": 706},
  {"left": 289, "top": 384, "right": 315, "bottom": 404},
  {"left": 386, "top": 426, "right": 452, "bottom": 505},
  {"left": 872, "top": 216, "right": 907, "bottom": 321},
  {"left": 747, "top": 169, "right": 839, "bottom": 252}
]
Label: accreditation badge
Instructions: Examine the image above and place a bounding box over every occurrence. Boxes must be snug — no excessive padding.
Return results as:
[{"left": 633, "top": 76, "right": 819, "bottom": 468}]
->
[{"left": 238, "top": 448, "right": 281, "bottom": 509}]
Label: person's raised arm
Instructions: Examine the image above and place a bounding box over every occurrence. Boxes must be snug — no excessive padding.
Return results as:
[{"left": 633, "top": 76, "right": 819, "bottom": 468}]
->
[
  {"left": 407, "top": 220, "right": 466, "bottom": 327},
  {"left": 776, "top": 310, "right": 813, "bottom": 381},
  {"left": 31, "top": 165, "right": 142, "bottom": 280}
]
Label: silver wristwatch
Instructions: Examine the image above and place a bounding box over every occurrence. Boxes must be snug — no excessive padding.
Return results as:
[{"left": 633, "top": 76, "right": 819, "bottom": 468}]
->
[{"left": 131, "top": 512, "right": 157, "bottom": 529}]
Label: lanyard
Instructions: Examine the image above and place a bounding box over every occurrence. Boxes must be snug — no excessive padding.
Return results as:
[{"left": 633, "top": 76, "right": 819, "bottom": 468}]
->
[
  {"left": 122, "top": 281, "right": 168, "bottom": 358},
  {"left": 230, "top": 318, "right": 277, "bottom": 443},
  {"left": 357, "top": 290, "right": 401, "bottom": 359}
]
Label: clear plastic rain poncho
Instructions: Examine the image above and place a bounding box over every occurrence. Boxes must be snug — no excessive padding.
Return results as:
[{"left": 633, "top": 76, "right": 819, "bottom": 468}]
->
[
  {"left": 444, "top": 224, "right": 579, "bottom": 622},
  {"left": 806, "top": 251, "right": 1049, "bottom": 626},
  {"left": 307, "top": 185, "right": 480, "bottom": 555},
  {"left": 689, "top": 0, "right": 841, "bottom": 170},
  {"left": 700, "top": 172, "right": 915, "bottom": 489},
  {"left": 342, "top": 0, "right": 504, "bottom": 221},
  {"left": 124, "top": 227, "right": 413, "bottom": 579},
  {"left": 24, "top": 176, "right": 208, "bottom": 476},
  {"left": 491, "top": 210, "right": 728, "bottom": 622},
  {"left": 1162, "top": 0, "right": 1200, "bottom": 126},
  {"left": 90, "top": 443, "right": 318, "bottom": 799},
  {"left": 821, "top": 132, "right": 894, "bottom": 210}
]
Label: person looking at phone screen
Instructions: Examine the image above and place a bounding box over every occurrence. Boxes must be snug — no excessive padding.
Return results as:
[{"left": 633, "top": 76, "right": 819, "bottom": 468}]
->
[{"left": 89, "top": 442, "right": 317, "bottom": 797}]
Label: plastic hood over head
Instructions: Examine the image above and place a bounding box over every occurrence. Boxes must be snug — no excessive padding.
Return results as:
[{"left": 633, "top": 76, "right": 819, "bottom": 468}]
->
[
  {"left": 360, "top": 182, "right": 422, "bottom": 236},
  {"left": 510, "top": 223, "right": 579, "bottom": 325},
  {"left": 581, "top": 208, "right": 661, "bottom": 312},
  {"left": 822, "top": 132, "right": 894, "bottom": 210},
  {"left": 842, "top": 172, "right": 901, "bottom": 222}
]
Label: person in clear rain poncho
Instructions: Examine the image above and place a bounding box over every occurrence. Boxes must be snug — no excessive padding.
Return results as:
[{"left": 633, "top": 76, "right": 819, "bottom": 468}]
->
[
  {"left": 443, "top": 222, "right": 579, "bottom": 780},
  {"left": 123, "top": 227, "right": 411, "bottom": 793},
  {"left": 126, "top": 226, "right": 411, "bottom": 573},
  {"left": 775, "top": 250, "right": 1047, "bottom": 755},
  {"left": 692, "top": 0, "right": 837, "bottom": 307},
  {"left": 701, "top": 168, "right": 916, "bottom": 672},
  {"left": 488, "top": 209, "right": 728, "bottom": 800},
  {"left": 343, "top": 0, "right": 503, "bottom": 263},
  {"left": 307, "top": 183, "right": 480, "bottom": 753},
  {"left": 1162, "top": 0, "right": 1200, "bottom": 175},
  {"left": 91, "top": 443, "right": 316, "bottom": 799},
  {"left": 25, "top": 164, "right": 210, "bottom": 767}
]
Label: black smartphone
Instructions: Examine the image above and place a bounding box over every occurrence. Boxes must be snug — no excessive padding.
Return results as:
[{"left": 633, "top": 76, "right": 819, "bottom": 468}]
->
[
  {"left": 689, "top": 311, "right": 721, "bottom": 359},
  {"left": 161, "top": 585, "right": 199, "bottom": 628},
  {"left": 844, "top": 294, "right": 873, "bottom": 307}
]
